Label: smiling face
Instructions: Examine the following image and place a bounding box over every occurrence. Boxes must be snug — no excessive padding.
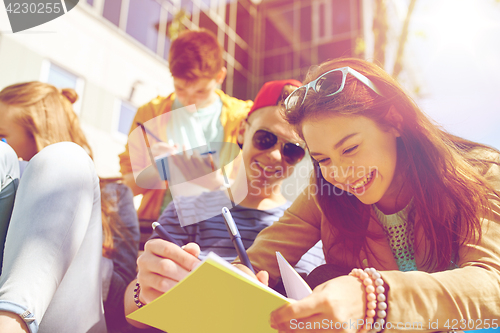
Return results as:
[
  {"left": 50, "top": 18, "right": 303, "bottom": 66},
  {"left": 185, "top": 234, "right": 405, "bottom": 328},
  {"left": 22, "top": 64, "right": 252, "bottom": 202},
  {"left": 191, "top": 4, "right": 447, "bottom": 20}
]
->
[
  {"left": 238, "top": 106, "right": 303, "bottom": 189},
  {"left": 0, "top": 102, "right": 38, "bottom": 161},
  {"left": 303, "top": 114, "right": 403, "bottom": 209}
]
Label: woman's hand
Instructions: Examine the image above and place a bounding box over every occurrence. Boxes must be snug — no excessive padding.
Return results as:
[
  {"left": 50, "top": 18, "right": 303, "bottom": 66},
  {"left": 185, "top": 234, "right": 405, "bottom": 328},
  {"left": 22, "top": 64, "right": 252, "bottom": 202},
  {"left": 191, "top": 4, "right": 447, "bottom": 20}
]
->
[
  {"left": 270, "top": 275, "right": 366, "bottom": 333},
  {"left": 136, "top": 239, "right": 200, "bottom": 304}
]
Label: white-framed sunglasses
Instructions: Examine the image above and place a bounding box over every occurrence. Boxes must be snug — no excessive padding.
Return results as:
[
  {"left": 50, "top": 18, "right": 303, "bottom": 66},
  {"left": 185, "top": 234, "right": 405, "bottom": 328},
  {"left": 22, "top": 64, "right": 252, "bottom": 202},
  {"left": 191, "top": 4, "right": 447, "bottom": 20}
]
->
[{"left": 284, "top": 66, "right": 385, "bottom": 112}]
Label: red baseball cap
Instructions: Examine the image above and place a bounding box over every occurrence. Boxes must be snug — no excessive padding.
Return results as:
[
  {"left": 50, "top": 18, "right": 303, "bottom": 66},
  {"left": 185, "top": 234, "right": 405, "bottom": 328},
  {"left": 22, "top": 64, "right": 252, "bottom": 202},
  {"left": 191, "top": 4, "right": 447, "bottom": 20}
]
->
[{"left": 247, "top": 79, "right": 302, "bottom": 118}]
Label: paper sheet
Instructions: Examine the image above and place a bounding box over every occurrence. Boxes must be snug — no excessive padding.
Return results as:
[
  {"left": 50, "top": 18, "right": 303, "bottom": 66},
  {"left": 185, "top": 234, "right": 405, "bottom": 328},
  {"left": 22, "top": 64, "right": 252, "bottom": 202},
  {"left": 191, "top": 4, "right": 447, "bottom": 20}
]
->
[{"left": 276, "top": 251, "right": 312, "bottom": 300}]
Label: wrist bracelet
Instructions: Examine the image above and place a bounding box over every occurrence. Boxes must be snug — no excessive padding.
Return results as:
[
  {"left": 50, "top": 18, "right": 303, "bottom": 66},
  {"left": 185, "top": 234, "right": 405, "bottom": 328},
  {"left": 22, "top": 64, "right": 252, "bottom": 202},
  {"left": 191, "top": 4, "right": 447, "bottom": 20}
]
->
[
  {"left": 133, "top": 282, "right": 146, "bottom": 308},
  {"left": 349, "top": 268, "right": 387, "bottom": 333}
]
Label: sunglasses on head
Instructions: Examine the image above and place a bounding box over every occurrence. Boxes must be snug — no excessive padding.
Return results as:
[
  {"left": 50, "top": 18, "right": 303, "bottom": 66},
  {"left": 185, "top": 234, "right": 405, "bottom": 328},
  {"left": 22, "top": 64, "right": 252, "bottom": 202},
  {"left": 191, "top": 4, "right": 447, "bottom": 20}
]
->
[
  {"left": 284, "top": 66, "right": 385, "bottom": 113},
  {"left": 247, "top": 121, "right": 306, "bottom": 165}
]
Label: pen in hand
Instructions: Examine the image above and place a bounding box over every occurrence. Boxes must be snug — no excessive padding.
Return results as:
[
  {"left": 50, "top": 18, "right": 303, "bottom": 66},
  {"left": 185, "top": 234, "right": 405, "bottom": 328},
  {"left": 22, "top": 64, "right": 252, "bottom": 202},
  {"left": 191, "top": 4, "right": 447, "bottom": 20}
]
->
[
  {"left": 221, "top": 207, "right": 255, "bottom": 274},
  {"left": 137, "top": 122, "right": 163, "bottom": 143},
  {"left": 152, "top": 222, "right": 181, "bottom": 247}
]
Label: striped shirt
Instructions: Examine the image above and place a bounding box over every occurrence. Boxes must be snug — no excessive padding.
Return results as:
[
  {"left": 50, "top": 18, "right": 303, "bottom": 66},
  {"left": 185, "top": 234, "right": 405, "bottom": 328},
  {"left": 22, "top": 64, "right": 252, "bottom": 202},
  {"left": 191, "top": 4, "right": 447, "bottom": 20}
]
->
[{"left": 152, "top": 190, "right": 325, "bottom": 275}]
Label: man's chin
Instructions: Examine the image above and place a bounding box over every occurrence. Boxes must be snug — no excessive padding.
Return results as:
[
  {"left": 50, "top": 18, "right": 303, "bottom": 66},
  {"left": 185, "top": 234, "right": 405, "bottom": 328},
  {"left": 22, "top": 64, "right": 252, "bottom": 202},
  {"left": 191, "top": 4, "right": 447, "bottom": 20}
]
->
[{"left": 250, "top": 176, "right": 281, "bottom": 187}]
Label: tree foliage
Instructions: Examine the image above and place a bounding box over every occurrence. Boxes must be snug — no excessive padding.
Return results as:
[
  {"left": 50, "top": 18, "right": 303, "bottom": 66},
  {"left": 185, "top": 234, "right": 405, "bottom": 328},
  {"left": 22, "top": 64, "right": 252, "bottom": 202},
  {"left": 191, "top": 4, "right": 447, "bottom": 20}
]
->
[{"left": 373, "top": 0, "right": 418, "bottom": 80}]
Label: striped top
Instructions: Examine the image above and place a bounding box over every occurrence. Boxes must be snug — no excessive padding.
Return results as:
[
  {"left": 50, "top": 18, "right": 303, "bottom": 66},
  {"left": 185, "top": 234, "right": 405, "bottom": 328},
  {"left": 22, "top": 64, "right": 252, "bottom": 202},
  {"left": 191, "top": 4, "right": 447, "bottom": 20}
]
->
[{"left": 153, "top": 190, "right": 325, "bottom": 274}]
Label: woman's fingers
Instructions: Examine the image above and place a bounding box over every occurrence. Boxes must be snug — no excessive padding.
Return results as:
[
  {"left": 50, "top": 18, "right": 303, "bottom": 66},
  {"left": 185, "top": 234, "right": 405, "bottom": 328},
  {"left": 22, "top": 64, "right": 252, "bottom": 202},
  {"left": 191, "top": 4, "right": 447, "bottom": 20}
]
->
[
  {"left": 256, "top": 270, "right": 269, "bottom": 286},
  {"left": 137, "top": 272, "right": 177, "bottom": 303},
  {"left": 182, "top": 242, "right": 201, "bottom": 258},
  {"left": 145, "top": 239, "right": 200, "bottom": 271},
  {"left": 137, "top": 239, "right": 202, "bottom": 304},
  {"left": 271, "top": 276, "right": 366, "bottom": 333}
]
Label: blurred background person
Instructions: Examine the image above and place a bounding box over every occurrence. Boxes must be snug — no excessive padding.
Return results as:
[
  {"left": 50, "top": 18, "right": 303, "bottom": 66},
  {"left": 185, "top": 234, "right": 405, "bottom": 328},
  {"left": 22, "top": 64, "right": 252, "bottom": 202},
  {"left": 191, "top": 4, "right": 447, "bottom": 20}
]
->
[
  {"left": 119, "top": 29, "right": 252, "bottom": 236},
  {"left": 0, "top": 82, "right": 139, "bottom": 332}
]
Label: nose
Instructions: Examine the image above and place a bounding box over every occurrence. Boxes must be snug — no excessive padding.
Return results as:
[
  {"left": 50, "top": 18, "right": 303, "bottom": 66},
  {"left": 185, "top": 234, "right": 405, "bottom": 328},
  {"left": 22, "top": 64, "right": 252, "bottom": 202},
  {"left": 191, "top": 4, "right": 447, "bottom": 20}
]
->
[
  {"left": 322, "top": 164, "right": 353, "bottom": 184},
  {"left": 185, "top": 96, "right": 196, "bottom": 106},
  {"left": 267, "top": 145, "right": 283, "bottom": 163}
]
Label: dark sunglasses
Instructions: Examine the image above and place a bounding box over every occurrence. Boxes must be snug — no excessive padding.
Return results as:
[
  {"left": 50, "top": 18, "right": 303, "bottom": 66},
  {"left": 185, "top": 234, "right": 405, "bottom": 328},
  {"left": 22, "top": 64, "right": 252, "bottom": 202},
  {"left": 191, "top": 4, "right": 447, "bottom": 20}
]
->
[
  {"left": 249, "top": 125, "right": 306, "bottom": 165},
  {"left": 284, "top": 66, "right": 385, "bottom": 113}
]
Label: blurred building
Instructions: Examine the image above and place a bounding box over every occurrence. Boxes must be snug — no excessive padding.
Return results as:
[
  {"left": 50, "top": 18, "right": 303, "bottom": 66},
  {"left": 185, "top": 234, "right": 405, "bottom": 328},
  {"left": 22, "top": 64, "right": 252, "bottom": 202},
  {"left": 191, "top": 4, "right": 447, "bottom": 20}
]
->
[
  {"left": 0, "top": 0, "right": 366, "bottom": 182},
  {"left": 155, "top": 0, "right": 364, "bottom": 99}
]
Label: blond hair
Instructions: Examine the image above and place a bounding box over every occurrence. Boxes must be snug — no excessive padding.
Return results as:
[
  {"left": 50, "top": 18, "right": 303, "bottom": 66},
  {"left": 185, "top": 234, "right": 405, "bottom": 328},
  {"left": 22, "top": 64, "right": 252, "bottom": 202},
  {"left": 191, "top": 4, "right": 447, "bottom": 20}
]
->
[
  {"left": 0, "top": 82, "right": 91, "bottom": 155},
  {"left": 0, "top": 81, "right": 125, "bottom": 258}
]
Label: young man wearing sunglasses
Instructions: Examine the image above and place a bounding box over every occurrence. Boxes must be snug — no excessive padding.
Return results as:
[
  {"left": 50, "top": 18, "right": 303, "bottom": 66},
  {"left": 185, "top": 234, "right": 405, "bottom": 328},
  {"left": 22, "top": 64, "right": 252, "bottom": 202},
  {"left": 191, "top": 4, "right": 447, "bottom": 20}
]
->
[{"left": 124, "top": 80, "right": 325, "bottom": 326}]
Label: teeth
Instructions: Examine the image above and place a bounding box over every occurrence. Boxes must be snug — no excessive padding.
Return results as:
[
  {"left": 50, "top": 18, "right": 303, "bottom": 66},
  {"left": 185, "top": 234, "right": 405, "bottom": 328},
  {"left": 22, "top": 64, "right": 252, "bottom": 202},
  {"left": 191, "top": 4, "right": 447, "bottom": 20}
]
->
[
  {"left": 350, "top": 172, "right": 374, "bottom": 190},
  {"left": 256, "top": 161, "right": 276, "bottom": 173}
]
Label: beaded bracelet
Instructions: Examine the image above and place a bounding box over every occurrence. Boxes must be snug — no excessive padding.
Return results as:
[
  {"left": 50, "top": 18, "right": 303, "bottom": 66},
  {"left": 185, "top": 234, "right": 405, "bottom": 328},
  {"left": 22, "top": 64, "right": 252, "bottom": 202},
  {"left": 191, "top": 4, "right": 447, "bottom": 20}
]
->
[
  {"left": 349, "top": 268, "right": 387, "bottom": 333},
  {"left": 133, "top": 282, "right": 146, "bottom": 308}
]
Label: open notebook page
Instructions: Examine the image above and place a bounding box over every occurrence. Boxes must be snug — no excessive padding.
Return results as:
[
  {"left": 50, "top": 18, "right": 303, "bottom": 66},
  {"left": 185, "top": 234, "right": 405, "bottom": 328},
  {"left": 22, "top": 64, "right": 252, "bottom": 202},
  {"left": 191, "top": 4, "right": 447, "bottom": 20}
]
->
[{"left": 276, "top": 251, "right": 313, "bottom": 300}]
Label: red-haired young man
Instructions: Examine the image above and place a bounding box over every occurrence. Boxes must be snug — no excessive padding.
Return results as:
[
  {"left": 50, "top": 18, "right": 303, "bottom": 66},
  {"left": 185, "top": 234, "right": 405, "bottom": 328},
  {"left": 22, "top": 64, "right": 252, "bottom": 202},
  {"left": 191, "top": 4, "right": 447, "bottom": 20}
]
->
[{"left": 119, "top": 29, "right": 252, "bottom": 223}]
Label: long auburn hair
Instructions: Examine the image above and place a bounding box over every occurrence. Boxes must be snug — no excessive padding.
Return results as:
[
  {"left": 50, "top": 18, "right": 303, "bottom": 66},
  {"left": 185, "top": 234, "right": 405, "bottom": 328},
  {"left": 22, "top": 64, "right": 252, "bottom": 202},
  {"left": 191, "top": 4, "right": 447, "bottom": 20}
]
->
[
  {"left": 0, "top": 81, "right": 127, "bottom": 258},
  {"left": 285, "top": 58, "right": 500, "bottom": 271}
]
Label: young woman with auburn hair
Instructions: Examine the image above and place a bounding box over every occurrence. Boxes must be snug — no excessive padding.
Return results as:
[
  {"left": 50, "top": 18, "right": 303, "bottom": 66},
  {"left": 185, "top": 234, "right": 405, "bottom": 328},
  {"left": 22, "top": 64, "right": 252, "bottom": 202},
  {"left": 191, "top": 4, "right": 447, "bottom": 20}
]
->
[
  {"left": 0, "top": 81, "right": 139, "bottom": 333},
  {"left": 233, "top": 58, "right": 500, "bottom": 332}
]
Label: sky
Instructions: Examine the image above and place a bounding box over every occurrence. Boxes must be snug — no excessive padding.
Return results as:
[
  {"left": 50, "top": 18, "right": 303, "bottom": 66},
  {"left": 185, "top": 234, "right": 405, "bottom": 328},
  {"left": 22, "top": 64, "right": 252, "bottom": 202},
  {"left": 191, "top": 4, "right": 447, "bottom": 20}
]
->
[{"left": 404, "top": 0, "right": 500, "bottom": 149}]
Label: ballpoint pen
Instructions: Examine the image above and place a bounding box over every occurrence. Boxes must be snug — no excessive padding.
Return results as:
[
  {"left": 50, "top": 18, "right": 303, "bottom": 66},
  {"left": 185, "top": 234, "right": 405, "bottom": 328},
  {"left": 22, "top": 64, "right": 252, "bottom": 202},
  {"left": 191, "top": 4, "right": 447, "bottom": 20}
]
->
[
  {"left": 136, "top": 121, "right": 217, "bottom": 156},
  {"left": 200, "top": 150, "right": 217, "bottom": 155},
  {"left": 138, "top": 120, "right": 216, "bottom": 173},
  {"left": 152, "top": 222, "right": 181, "bottom": 247},
  {"left": 136, "top": 121, "right": 163, "bottom": 143},
  {"left": 221, "top": 207, "right": 255, "bottom": 274}
]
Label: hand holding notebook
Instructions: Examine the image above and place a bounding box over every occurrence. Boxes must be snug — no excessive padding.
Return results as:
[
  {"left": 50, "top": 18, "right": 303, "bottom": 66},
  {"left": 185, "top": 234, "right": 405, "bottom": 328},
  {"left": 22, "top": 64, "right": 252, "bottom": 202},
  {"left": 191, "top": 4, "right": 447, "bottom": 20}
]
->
[{"left": 127, "top": 251, "right": 312, "bottom": 333}]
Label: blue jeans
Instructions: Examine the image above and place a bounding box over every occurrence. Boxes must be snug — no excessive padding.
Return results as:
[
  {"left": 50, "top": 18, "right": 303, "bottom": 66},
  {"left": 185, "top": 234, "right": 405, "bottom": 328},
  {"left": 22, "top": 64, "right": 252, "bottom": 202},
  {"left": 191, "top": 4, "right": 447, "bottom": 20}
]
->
[{"left": 0, "top": 142, "right": 106, "bottom": 333}]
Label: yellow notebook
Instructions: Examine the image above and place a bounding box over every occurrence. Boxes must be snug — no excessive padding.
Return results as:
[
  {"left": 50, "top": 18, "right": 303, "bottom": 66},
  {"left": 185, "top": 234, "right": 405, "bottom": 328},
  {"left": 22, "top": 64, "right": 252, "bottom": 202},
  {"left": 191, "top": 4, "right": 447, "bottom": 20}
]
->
[{"left": 127, "top": 252, "right": 292, "bottom": 333}]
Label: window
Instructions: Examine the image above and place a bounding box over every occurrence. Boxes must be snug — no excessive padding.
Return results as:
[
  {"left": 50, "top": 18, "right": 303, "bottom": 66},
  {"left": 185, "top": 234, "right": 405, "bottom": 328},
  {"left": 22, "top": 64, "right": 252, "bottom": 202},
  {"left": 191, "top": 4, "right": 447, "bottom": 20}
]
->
[
  {"left": 200, "top": 0, "right": 210, "bottom": 9},
  {"left": 298, "top": 47, "right": 312, "bottom": 69},
  {"left": 116, "top": 100, "right": 137, "bottom": 136},
  {"left": 181, "top": 0, "right": 194, "bottom": 14},
  {"left": 313, "top": 0, "right": 352, "bottom": 41},
  {"left": 300, "top": 5, "right": 312, "bottom": 42},
  {"left": 263, "top": 54, "right": 285, "bottom": 76},
  {"left": 199, "top": 11, "right": 218, "bottom": 36},
  {"left": 163, "top": 36, "right": 172, "bottom": 61},
  {"left": 103, "top": 0, "right": 122, "bottom": 27},
  {"left": 86, "top": 0, "right": 94, "bottom": 6},
  {"left": 236, "top": 2, "right": 251, "bottom": 43},
  {"left": 264, "top": 17, "right": 290, "bottom": 51},
  {"left": 234, "top": 43, "right": 248, "bottom": 69},
  {"left": 319, "top": 2, "right": 326, "bottom": 38},
  {"left": 163, "top": 11, "right": 174, "bottom": 60},
  {"left": 317, "top": 39, "right": 352, "bottom": 63},
  {"left": 126, "top": 0, "right": 161, "bottom": 53},
  {"left": 232, "top": 69, "right": 247, "bottom": 100},
  {"left": 40, "top": 61, "right": 85, "bottom": 115},
  {"left": 331, "top": 1, "right": 351, "bottom": 34}
]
